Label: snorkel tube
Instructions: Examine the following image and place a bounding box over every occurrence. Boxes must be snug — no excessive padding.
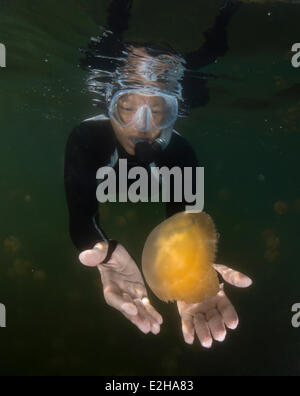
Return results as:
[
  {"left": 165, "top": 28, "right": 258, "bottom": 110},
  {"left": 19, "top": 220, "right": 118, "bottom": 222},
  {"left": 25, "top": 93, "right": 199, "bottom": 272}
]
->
[{"left": 134, "top": 127, "right": 173, "bottom": 164}]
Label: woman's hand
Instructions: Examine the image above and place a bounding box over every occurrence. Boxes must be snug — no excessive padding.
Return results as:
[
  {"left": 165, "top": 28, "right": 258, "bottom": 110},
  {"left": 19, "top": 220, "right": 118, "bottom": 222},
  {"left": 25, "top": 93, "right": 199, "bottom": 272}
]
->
[
  {"left": 79, "top": 242, "right": 163, "bottom": 335},
  {"left": 177, "top": 264, "right": 252, "bottom": 348}
]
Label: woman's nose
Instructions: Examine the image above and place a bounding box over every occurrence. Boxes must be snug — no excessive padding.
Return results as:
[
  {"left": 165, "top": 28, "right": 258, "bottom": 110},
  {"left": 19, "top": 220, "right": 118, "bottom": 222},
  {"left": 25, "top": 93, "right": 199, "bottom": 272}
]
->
[{"left": 136, "top": 106, "right": 152, "bottom": 133}]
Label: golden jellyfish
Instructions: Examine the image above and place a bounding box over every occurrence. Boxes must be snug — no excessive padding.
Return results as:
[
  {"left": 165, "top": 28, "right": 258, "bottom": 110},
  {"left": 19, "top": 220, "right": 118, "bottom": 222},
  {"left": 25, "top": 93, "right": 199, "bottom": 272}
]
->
[
  {"left": 3, "top": 236, "right": 22, "bottom": 256},
  {"left": 274, "top": 201, "right": 289, "bottom": 216},
  {"left": 142, "top": 212, "right": 220, "bottom": 304}
]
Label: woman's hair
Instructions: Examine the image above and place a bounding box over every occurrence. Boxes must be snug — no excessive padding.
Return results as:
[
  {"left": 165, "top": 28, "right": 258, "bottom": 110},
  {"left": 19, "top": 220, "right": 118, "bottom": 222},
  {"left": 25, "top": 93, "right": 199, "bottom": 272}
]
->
[{"left": 80, "top": 32, "right": 187, "bottom": 116}]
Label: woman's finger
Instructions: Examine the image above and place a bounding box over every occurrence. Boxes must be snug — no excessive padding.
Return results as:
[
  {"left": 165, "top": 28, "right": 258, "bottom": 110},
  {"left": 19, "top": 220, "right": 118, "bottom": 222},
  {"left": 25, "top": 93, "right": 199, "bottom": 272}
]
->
[
  {"left": 104, "top": 286, "right": 138, "bottom": 316},
  {"left": 213, "top": 264, "right": 253, "bottom": 288},
  {"left": 127, "top": 284, "right": 163, "bottom": 330},
  {"left": 79, "top": 243, "right": 109, "bottom": 267},
  {"left": 123, "top": 311, "right": 151, "bottom": 334},
  {"left": 216, "top": 290, "right": 239, "bottom": 330},
  {"left": 104, "top": 288, "right": 151, "bottom": 333},
  {"left": 126, "top": 284, "right": 162, "bottom": 329},
  {"left": 134, "top": 299, "right": 160, "bottom": 335},
  {"left": 141, "top": 297, "right": 163, "bottom": 326},
  {"left": 193, "top": 313, "right": 212, "bottom": 349},
  {"left": 206, "top": 308, "right": 227, "bottom": 342},
  {"left": 180, "top": 313, "right": 195, "bottom": 345}
]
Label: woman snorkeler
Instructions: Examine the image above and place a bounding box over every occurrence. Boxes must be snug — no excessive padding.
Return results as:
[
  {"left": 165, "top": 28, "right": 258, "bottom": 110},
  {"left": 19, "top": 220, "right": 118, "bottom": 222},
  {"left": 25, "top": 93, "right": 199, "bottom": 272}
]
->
[{"left": 64, "top": 0, "right": 252, "bottom": 348}]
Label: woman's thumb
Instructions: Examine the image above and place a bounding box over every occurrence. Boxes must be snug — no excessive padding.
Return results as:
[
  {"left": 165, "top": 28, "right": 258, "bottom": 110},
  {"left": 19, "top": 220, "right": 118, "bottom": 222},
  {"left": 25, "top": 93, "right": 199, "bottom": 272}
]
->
[
  {"left": 79, "top": 243, "right": 109, "bottom": 267},
  {"left": 213, "top": 264, "right": 253, "bottom": 288}
]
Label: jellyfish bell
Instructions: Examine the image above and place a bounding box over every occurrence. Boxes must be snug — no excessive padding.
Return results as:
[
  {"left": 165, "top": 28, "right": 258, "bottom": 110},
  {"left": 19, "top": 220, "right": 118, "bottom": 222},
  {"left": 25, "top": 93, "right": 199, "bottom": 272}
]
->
[{"left": 142, "top": 212, "right": 220, "bottom": 304}]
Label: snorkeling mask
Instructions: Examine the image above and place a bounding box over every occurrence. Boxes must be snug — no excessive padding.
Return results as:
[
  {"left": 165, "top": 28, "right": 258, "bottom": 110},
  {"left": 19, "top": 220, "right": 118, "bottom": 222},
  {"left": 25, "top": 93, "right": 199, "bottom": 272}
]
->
[
  {"left": 108, "top": 88, "right": 178, "bottom": 163},
  {"left": 109, "top": 88, "right": 178, "bottom": 131}
]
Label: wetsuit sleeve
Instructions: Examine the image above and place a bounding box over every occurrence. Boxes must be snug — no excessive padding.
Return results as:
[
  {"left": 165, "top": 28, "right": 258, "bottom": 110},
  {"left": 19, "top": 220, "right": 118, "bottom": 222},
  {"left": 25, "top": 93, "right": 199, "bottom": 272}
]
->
[
  {"left": 64, "top": 124, "right": 109, "bottom": 251},
  {"left": 107, "top": 0, "right": 133, "bottom": 36},
  {"left": 80, "top": 0, "right": 133, "bottom": 72},
  {"left": 184, "top": 0, "right": 242, "bottom": 69}
]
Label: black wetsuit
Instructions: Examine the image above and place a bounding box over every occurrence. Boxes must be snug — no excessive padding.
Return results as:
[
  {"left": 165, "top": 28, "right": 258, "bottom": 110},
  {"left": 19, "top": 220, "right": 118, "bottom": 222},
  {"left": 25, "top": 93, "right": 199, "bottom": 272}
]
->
[
  {"left": 64, "top": 119, "right": 199, "bottom": 251},
  {"left": 65, "top": 0, "right": 241, "bottom": 252}
]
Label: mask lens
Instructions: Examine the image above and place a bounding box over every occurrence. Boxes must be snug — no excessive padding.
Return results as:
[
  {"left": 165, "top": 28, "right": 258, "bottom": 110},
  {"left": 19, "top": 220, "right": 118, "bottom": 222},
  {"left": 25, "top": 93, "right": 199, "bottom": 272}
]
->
[
  {"left": 109, "top": 91, "right": 178, "bottom": 130},
  {"left": 154, "top": 95, "right": 178, "bottom": 129},
  {"left": 112, "top": 94, "right": 138, "bottom": 127}
]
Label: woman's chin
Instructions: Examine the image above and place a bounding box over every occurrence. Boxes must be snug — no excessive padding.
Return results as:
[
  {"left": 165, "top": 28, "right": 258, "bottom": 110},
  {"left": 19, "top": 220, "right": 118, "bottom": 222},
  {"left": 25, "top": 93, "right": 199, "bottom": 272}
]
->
[
  {"left": 125, "top": 139, "right": 136, "bottom": 155},
  {"left": 124, "top": 143, "right": 135, "bottom": 156}
]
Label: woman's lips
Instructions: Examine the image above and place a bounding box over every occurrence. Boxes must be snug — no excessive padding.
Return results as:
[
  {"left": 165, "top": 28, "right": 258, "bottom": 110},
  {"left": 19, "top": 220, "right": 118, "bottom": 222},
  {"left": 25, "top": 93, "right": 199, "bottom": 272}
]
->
[
  {"left": 130, "top": 137, "right": 152, "bottom": 146},
  {"left": 128, "top": 139, "right": 135, "bottom": 150}
]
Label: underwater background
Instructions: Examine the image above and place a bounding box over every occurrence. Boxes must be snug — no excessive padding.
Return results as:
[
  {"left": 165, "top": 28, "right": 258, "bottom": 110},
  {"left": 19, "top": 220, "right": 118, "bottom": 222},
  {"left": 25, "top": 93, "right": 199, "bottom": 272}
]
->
[{"left": 0, "top": 0, "right": 299, "bottom": 376}]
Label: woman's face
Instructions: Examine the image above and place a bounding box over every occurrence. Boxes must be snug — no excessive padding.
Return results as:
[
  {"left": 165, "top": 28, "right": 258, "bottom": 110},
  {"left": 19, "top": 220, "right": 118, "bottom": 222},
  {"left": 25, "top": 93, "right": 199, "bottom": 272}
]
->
[{"left": 110, "top": 93, "right": 164, "bottom": 156}]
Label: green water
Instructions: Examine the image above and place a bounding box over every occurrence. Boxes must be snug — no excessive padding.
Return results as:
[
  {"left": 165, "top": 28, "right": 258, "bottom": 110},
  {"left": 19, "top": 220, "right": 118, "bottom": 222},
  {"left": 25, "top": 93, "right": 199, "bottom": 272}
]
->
[{"left": 0, "top": 0, "right": 299, "bottom": 376}]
